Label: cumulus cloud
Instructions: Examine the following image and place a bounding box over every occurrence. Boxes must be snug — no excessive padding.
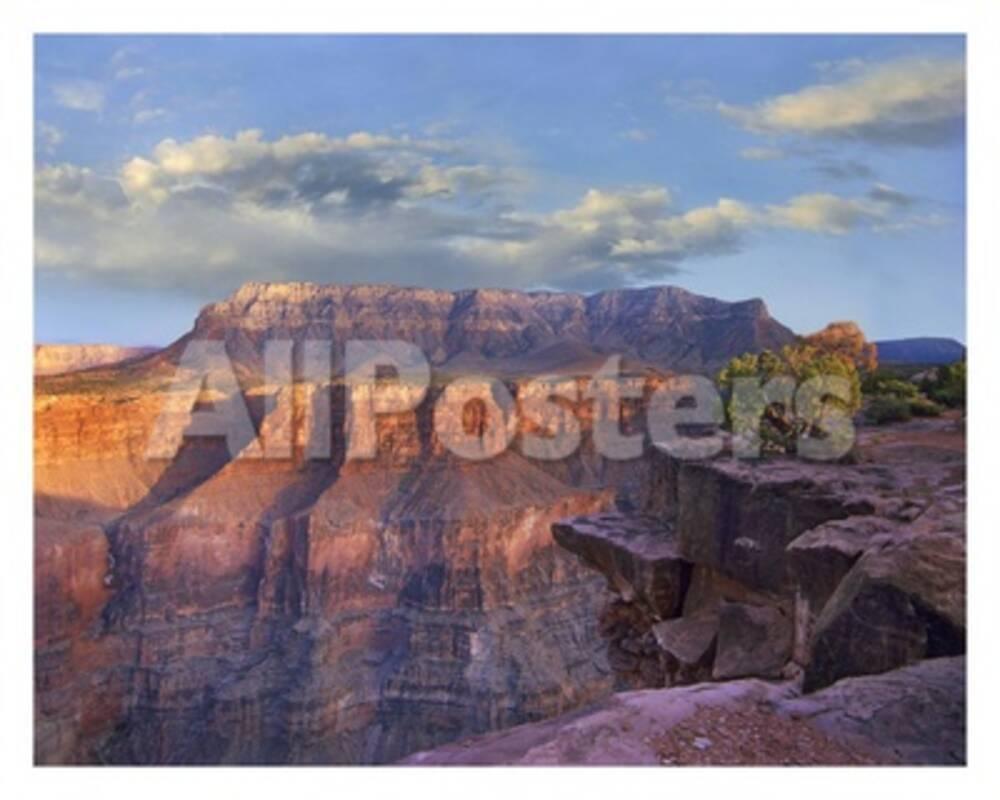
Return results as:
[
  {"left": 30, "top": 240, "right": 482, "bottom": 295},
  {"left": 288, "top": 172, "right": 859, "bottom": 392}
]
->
[
  {"left": 115, "top": 129, "right": 474, "bottom": 209},
  {"left": 34, "top": 129, "right": 939, "bottom": 296},
  {"left": 764, "top": 193, "right": 878, "bottom": 234},
  {"left": 52, "top": 80, "right": 106, "bottom": 112},
  {"left": 719, "top": 56, "right": 965, "bottom": 146},
  {"left": 449, "top": 183, "right": 923, "bottom": 289}
]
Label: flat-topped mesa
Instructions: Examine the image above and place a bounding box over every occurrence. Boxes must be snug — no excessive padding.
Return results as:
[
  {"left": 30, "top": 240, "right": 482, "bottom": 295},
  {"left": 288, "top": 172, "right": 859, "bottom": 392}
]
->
[
  {"left": 188, "top": 281, "right": 795, "bottom": 374},
  {"left": 553, "top": 415, "right": 967, "bottom": 694}
]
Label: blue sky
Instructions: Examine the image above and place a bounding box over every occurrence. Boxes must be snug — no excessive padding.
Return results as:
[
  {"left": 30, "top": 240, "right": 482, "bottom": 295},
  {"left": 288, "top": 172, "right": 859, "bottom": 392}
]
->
[{"left": 34, "top": 35, "right": 966, "bottom": 344}]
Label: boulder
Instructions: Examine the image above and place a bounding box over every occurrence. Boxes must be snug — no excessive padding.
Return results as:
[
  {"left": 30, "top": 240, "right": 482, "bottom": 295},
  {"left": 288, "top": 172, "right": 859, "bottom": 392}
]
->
[
  {"left": 676, "top": 460, "right": 874, "bottom": 594},
  {"left": 787, "top": 516, "right": 899, "bottom": 610},
  {"left": 804, "top": 531, "right": 965, "bottom": 692},
  {"left": 712, "top": 602, "right": 793, "bottom": 680},
  {"left": 652, "top": 610, "right": 718, "bottom": 684},
  {"left": 786, "top": 515, "right": 899, "bottom": 663}
]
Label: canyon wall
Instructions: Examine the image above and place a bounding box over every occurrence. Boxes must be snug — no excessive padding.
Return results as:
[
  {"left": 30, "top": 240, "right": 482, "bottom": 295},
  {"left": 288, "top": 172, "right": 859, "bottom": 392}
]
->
[
  {"left": 34, "top": 280, "right": 805, "bottom": 764},
  {"left": 35, "top": 371, "right": 623, "bottom": 764}
]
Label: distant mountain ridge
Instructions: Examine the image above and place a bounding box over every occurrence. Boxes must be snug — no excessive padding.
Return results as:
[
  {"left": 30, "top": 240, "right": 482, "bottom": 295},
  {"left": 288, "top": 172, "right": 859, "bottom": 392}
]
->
[
  {"left": 34, "top": 344, "right": 157, "bottom": 376},
  {"left": 179, "top": 281, "right": 797, "bottom": 375},
  {"left": 875, "top": 337, "right": 966, "bottom": 365}
]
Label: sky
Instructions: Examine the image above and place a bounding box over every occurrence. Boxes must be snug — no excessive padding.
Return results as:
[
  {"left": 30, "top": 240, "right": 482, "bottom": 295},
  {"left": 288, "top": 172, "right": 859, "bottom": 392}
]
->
[{"left": 34, "top": 35, "right": 966, "bottom": 345}]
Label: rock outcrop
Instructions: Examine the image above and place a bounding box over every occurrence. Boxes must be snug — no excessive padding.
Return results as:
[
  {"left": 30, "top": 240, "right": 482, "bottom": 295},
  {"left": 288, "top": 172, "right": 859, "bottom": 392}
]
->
[
  {"left": 553, "top": 414, "right": 966, "bottom": 698},
  {"left": 404, "top": 656, "right": 965, "bottom": 765}
]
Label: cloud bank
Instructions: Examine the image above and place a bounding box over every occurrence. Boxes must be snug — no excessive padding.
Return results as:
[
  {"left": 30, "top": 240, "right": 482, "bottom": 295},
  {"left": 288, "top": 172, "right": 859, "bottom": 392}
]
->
[{"left": 36, "top": 129, "right": 936, "bottom": 296}]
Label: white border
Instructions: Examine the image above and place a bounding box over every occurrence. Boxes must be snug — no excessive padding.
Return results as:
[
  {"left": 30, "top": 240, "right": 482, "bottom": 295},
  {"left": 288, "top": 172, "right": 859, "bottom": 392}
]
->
[{"left": 3, "top": 1, "right": 998, "bottom": 796}]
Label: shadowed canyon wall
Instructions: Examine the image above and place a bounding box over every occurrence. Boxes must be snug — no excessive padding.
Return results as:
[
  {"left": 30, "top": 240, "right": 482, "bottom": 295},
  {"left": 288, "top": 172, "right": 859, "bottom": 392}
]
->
[{"left": 34, "top": 281, "right": 799, "bottom": 764}]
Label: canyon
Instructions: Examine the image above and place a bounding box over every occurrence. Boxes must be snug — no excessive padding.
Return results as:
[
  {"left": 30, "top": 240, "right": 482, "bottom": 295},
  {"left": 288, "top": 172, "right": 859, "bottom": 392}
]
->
[
  {"left": 33, "top": 281, "right": 965, "bottom": 765},
  {"left": 407, "top": 411, "right": 966, "bottom": 765}
]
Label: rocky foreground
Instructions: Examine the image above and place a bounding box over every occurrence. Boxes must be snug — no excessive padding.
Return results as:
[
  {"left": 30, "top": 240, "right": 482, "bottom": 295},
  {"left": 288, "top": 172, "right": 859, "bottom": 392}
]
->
[
  {"left": 405, "top": 656, "right": 964, "bottom": 765},
  {"left": 408, "top": 414, "right": 966, "bottom": 765}
]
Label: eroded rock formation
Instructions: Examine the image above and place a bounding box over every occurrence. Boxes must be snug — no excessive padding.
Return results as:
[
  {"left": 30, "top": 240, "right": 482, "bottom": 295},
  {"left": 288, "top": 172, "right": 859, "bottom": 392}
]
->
[
  {"left": 35, "top": 374, "right": 620, "bottom": 763},
  {"left": 552, "top": 415, "right": 966, "bottom": 701}
]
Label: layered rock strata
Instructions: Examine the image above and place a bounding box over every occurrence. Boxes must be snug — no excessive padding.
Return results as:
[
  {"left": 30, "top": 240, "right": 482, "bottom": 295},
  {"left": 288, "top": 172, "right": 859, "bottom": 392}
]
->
[{"left": 35, "top": 369, "right": 623, "bottom": 764}]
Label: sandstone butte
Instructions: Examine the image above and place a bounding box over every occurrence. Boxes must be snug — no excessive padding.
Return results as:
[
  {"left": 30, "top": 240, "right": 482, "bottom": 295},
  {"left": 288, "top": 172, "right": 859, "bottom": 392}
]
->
[{"left": 34, "top": 281, "right": 965, "bottom": 765}]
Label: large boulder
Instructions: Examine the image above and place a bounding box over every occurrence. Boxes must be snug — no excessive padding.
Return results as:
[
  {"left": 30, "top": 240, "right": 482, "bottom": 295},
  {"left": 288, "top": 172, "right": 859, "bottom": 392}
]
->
[
  {"left": 652, "top": 609, "right": 718, "bottom": 684},
  {"left": 786, "top": 515, "right": 899, "bottom": 663},
  {"left": 804, "top": 531, "right": 965, "bottom": 692},
  {"left": 676, "top": 460, "right": 874, "bottom": 594},
  {"left": 712, "top": 602, "right": 793, "bottom": 680}
]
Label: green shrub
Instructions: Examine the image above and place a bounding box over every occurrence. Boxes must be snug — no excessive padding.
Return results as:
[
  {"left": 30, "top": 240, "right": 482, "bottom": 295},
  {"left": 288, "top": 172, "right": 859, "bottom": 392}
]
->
[
  {"left": 861, "top": 372, "right": 918, "bottom": 399},
  {"left": 908, "top": 396, "right": 943, "bottom": 417},
  {"left": 718, "top": 344, "right": 861, "bottom": 454},
  {"left": 865, "top": 395, "right": 912, "bottom": 425},
  {"left": 924, "top": 361, "right": 966, "bottom": 408}
]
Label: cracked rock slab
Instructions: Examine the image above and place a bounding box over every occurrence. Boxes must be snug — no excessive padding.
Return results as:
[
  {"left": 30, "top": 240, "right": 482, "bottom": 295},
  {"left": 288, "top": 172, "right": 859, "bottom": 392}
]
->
[{"left": 553, "top": 512, "right": 687, "bottom": 618}]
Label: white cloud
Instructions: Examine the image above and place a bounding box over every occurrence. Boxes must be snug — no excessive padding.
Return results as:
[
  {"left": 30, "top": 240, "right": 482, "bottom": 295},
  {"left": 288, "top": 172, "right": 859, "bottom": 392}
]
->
[
  {"left": 34, "top": 129, "right": 942, "bottom": 295},
  {"left": 719, "top": 56, "right": 965, "bottom": 146},
  {"left": 761, "top": 186, "right": 929, "bottom": 234},
  {"left": 764, "top": 193, "right": 879, "bottom": 234},
  {"left": 52, "top": 80, "right": 106, "bottom": 112}
]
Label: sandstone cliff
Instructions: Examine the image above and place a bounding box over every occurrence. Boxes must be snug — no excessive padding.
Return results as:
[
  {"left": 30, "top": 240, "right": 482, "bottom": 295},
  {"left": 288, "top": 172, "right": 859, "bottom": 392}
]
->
[
  {"left": 35, "top": 366, "right": 625, "bottom": 763},
  {"left": 34, "top": 344, "right": 156, "bottom": 376},
  {"left": 174, "top": 281, "right": 794, "bottom": 376}
]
